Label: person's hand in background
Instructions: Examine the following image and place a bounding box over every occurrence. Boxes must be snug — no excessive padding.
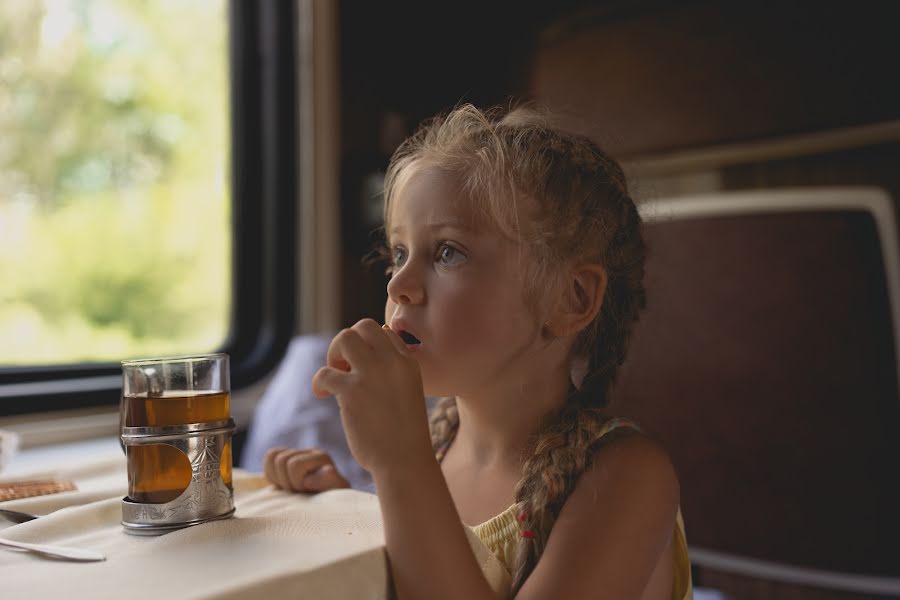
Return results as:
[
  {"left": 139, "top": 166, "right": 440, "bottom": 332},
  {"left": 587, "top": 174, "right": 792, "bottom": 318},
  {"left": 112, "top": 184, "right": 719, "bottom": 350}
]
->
[{"left": 263, "top": 447, "right": 351, "bottom": 493}]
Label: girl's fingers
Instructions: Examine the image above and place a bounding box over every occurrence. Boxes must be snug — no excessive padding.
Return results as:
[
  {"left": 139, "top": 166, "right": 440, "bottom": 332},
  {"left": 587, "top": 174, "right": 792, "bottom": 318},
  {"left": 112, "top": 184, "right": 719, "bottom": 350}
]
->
[
  {"left": 285, "top": 450, "right": 336, "bottom": 492},
  {"left": 380, "top": 323, "right": 410, "bottom": 356},
  {"left": 351, "top": 318, "right": 394, "bottom": 355},
  {"left": 264, "top": 448, "right": 345, "bottom": 493},
  {"left": 311, "top": 365, "right": 350, "bottom": 398},
  {"left": 303, "top": 464, "right": 350, "bottom": 491},
  {"left": 353, "top": 318, "right": 408, "bottom": 358},
  {"left": 263, "top": 447, "right": 288, "bottom": 487},
  {"left": 327, "top": 328, "right": 372, "bottom": 372},
  {"left": 265, "top": 447, "right": 309, "bottom": 490}
]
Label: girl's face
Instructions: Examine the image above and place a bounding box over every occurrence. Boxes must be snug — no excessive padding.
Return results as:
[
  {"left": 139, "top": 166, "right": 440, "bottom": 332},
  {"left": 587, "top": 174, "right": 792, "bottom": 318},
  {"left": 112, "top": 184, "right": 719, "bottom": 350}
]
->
[{"left": 384, "top": 167, "right": 544, "bottom": 397}]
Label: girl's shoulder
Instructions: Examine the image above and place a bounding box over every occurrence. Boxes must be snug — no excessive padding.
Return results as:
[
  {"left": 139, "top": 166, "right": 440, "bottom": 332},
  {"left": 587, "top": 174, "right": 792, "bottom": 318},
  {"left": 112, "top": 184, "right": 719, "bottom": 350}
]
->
[
  {"left": 592, "top": 428, "right": 678, "bottom": 488},
  {"left": 585, "top": 416, "right": 679, "bottom": 496},
  {"left": 562, "top": 415, "right": 681, "bottom": 545},
  {"left": 516, "top": 420, "right": 684, "bottom": 597}
]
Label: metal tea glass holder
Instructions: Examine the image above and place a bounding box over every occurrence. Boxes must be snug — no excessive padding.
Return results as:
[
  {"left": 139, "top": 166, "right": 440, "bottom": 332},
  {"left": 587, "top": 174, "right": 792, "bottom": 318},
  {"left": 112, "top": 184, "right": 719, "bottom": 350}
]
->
[{"left": 120, "top": 418, "right": 235, "bottom": 536}]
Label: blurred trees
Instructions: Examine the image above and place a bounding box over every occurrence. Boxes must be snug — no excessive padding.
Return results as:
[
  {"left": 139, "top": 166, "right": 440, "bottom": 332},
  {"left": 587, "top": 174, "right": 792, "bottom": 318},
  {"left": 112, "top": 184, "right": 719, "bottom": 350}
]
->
[{"left": 0, "top": 0, "right": 230, "bottom": 365}]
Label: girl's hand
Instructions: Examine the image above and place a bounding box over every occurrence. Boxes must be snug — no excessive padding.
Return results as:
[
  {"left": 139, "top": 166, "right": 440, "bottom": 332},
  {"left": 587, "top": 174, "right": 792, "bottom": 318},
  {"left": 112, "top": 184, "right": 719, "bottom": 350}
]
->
[
  {"left": 311, "top": 318, "right": 433, "bottom": 475},
  {"left": 263, "top": 447, "right": 351, "bottom": 493}
]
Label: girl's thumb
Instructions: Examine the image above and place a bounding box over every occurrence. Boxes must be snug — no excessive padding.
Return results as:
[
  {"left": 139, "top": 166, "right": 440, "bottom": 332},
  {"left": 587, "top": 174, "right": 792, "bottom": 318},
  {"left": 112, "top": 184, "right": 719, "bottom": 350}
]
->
[{"left": 303, "top": 464, "right": 349, "bottom": 491}]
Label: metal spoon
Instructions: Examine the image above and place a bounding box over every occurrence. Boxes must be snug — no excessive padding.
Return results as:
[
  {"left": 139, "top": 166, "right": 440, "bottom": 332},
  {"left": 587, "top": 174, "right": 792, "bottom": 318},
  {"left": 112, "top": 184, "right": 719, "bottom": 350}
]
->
[
  {"left": 0, "top": 508, "right": 38, "bottom": 524},
  {"left": 0, "top": 536, "right": 105, "bottom": 562}
]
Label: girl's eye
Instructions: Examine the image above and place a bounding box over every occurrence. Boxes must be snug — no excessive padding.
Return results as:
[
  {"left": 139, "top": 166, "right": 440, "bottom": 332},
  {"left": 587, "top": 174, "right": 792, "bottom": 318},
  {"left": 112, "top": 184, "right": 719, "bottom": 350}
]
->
[
  {"left": 437, "top": 243, "right": 465, "bottom": 267},
  {"left": 391, "top": 247, "right": 406, "bottom": 269}
]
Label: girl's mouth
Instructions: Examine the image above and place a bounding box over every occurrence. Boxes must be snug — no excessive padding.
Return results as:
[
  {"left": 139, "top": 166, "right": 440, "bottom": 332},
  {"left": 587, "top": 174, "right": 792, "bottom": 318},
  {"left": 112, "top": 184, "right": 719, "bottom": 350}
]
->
[{"left": 399, "top": 330, "right": 421, "bottom": 346}]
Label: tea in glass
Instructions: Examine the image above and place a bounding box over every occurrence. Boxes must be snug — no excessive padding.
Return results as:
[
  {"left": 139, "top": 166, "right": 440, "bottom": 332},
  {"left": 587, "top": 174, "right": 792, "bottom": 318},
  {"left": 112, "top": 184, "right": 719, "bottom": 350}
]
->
[
  {"left": 120, "top": 353, "right": 234, "bottom": 534},
  {"left": 125, "top": 390, "right": 232, "bottom": 503}
]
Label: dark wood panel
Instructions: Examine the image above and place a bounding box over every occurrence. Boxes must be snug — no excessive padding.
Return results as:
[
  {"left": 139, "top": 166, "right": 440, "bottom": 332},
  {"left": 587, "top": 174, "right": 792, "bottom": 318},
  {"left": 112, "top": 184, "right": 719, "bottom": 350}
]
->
[{"left": 532, "top": 1, "right": 900, "bottom": 156}]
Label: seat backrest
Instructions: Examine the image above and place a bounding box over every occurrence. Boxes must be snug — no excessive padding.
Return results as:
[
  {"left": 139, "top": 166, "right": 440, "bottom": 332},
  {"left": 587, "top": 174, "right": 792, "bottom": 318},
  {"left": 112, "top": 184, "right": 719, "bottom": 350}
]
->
[{"left": 609, "top": 188, "right": 900, "bottom": 581}]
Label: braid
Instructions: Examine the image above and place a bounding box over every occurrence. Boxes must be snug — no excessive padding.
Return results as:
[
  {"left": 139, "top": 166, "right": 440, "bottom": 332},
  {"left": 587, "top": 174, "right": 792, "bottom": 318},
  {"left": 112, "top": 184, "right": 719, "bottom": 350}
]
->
[
  {"left": 497, "top": 117, "right": 647, "bottom": 594},
  {"left": 509, "top": 407, "right": 635, "bottom": 595},
  {"left": 428, "top": 396, "right": 459, "bottom": 458}
]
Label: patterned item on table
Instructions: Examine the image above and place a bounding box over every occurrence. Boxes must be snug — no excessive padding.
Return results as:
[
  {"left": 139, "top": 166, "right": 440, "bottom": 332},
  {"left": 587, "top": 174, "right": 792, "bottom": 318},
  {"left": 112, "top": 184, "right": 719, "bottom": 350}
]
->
[{"left": 0, "top": 479, "right": 77, "bottom": 501}]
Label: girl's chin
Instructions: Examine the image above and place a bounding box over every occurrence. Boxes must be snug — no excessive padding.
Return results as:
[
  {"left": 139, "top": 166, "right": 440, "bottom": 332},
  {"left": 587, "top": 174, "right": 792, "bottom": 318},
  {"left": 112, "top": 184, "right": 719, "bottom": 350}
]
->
[
  {"left": 419, "top": 369, "right": 453, "bottom": 399},
  {"left": 416, "top": 353, "right": 466, "bottom": 398}
]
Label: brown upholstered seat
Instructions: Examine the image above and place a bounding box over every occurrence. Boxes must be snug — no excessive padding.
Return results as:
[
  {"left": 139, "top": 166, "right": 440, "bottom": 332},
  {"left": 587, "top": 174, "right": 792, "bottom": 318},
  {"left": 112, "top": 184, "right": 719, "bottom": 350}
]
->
[{"left": 609, "top": 188, "right": 900, "bottom": 593}]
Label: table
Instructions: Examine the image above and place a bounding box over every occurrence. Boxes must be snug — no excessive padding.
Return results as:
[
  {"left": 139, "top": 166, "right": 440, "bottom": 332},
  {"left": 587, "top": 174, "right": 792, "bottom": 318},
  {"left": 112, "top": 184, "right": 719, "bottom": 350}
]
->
[{"left": 0, "top": 439, "right": 509, "bottom": 599}]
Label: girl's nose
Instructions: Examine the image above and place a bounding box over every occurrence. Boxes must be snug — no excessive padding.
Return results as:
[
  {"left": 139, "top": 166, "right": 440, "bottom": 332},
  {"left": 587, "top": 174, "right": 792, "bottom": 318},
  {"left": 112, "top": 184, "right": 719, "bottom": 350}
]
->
[{"left": 386, "top": 264, "right": 425, "bottom": 305}]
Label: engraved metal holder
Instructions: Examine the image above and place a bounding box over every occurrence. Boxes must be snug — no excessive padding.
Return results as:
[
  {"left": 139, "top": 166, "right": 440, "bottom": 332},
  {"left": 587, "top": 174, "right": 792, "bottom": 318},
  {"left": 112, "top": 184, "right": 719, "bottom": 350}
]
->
[{"left": 121, "top": 418, "right": 235, "bottom": 535}]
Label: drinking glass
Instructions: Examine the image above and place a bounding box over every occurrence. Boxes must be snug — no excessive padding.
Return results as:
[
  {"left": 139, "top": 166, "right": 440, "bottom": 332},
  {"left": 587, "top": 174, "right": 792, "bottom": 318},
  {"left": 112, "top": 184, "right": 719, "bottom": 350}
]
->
[{"left": 119, "top": 353, "right": 234, "bottom": 534}]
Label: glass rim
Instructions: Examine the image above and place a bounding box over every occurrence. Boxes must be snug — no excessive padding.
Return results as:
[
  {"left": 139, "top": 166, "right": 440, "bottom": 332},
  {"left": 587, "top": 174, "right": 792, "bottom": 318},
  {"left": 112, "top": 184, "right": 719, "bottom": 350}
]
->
[{"left": 121, "top": 352, "right": 229, "bottom": 367}]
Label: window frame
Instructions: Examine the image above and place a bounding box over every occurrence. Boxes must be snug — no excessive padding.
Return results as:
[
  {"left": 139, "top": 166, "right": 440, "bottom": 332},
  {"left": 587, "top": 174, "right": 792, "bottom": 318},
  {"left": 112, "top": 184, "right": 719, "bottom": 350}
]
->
[{"left": 0, "top": 0, "right": 298, "bottom": 417}]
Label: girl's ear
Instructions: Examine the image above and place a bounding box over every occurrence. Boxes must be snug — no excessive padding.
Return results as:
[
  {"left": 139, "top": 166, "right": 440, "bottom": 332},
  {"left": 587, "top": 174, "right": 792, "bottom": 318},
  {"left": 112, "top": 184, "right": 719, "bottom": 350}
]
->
[{"left": 546, "top": 264, "right": 607, "bottom": 338}]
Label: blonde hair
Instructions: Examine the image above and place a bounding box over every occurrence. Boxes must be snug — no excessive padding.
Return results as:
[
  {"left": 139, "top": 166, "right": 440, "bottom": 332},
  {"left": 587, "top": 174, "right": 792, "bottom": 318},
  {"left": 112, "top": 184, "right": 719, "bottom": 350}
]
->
[{"left": 382, "top": 103, "right": 647, "bottom": 594}]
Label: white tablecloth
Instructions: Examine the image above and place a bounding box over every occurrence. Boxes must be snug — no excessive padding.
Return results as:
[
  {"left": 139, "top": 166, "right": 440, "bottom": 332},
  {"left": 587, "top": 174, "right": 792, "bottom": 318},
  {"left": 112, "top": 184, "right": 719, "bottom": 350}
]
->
[{"left": 0, "top": 442, "right": 509, "bottom": 599}]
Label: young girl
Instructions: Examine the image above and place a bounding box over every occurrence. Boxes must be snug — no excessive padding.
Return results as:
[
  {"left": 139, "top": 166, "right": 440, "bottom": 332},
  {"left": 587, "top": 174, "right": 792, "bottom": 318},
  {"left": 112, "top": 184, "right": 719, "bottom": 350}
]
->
[{"left": 264, "top": 104, "right": 692, "bottom": 599}]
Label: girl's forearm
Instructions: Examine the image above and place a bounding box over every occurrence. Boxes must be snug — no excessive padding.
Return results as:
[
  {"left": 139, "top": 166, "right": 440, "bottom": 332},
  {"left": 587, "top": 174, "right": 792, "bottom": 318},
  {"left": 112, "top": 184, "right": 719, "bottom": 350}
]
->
[{"left": 372, "top": 456, "right": 498, "bottom": 600}]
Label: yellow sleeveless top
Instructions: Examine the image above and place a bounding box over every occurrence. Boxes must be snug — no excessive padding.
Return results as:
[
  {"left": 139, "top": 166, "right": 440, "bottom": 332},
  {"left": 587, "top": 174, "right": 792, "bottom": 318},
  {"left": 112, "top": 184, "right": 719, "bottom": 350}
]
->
[{"left": 452, "top": 418, "right": 693, "bottom": 599}]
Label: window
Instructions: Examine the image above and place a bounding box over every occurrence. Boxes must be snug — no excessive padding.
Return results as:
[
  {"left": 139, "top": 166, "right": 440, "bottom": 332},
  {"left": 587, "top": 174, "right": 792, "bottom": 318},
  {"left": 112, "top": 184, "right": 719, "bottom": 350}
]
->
[{"left": 0, "top": 0, "right": 297, "bottom": 415}]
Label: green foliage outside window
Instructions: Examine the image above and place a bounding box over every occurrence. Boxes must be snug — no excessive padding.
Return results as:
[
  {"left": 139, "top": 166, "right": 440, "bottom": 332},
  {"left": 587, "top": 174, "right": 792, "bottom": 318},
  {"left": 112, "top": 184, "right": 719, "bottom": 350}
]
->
[{"left": 0, "top": 0, "right": 230, "bottom": 366}]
